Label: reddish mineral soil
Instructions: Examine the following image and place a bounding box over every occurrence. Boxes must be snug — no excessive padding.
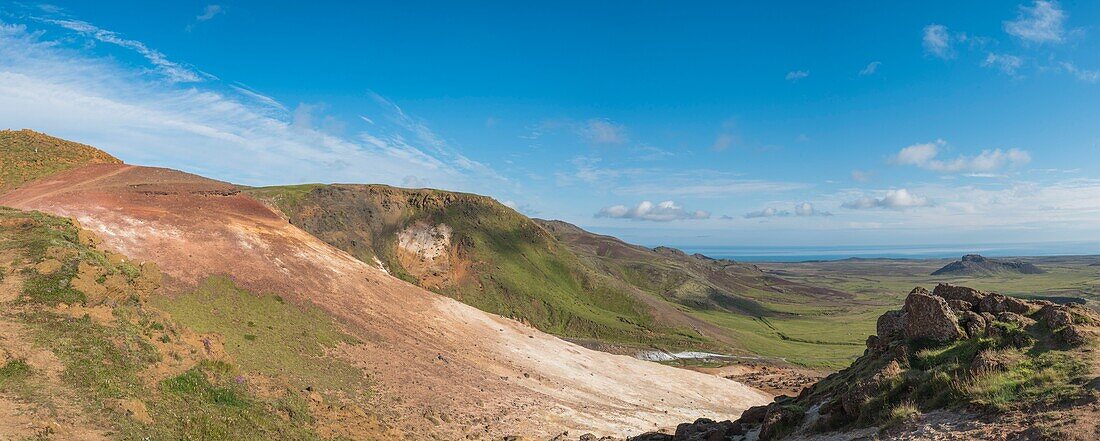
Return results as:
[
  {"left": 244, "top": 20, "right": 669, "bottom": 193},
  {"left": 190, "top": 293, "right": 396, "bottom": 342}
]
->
[{"left": 1, "top": 164, "right": 770, "bottom": 439}]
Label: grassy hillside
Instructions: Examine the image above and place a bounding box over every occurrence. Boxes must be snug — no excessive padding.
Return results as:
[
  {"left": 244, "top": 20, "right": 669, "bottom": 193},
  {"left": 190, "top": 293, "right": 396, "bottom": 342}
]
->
[
  {"left": 247, "top": 184, "right": 703, "bottom": 350},
  {"left": 538, "top": 220, "right": 879, "bottom": 368},
  {"left": 0, "top": 207, "right": 388, "bottom": 439},
  {"left": 0, "top": 129, "right": 122, "bottom": 193},
  {"left": 248, "top": 185, "right": 870, "bottom": 367}
]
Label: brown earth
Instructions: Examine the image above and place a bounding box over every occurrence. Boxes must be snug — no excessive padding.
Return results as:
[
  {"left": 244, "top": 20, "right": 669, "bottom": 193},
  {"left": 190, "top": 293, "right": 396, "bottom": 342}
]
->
[{"left": 0, "top": 163, "right": 770, "bottom": 439}]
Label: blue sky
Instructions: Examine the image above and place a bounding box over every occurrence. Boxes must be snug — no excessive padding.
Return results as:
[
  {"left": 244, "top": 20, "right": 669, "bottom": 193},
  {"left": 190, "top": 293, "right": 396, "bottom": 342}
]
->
[{"left": 2, "top": 1, "right": 1100, "bottom": 248}]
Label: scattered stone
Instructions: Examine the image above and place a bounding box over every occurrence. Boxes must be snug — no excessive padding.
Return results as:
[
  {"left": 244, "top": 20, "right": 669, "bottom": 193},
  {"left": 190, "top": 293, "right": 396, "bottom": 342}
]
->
[
  {"left": 672, "top": 418, "right": 740, "bottom": 440},
  {"left": 970, "top": 350, "right": 1017, "bottom": 374},
  {"left": 903, "top": 290, "right": 964, "bottom": 342}
]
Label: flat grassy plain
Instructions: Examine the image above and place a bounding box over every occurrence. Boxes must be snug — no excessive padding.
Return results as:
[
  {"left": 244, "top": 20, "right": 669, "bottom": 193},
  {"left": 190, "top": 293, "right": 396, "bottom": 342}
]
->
[{"left": 749, "top": 256, "right": 1100, "bottom": 368}]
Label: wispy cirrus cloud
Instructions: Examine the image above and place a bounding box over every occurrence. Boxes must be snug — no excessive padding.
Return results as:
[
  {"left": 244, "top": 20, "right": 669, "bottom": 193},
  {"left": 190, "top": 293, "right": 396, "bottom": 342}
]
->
[
  {"left": 922, "top": 24, "right": 955, "bottom": 59},
  {"left": 859, "top": 61, "right": 881, "bottom": 76},
  {"left": 785, "top": 70, "right": 809, "bottom": 81},
  {"left": 0, "top": 16, "right": 506, "bottom": 194},
  {"left": 982, "top": 53, "right": 1024, "bottom": 76},
  {"left": 597, "top": 200, "right": 710, "bottom": 222},
  {"left": 41, "top": 18, "right": 208, "bottom": 83},
  {"left": 892, "top": 140, "right": 1030, "bottom": 173},
  {"left": 1004, "top": 0, "right": 1067, "bottom": 44}
]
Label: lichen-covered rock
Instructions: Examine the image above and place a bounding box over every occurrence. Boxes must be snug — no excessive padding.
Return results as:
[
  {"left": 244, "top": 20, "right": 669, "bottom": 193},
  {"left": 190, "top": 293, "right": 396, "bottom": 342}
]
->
[
  {"left": 978, "top": 293, "right": 1031, "bottom": 315},
  {"left": 904, "top": 290, "right": 964, "bottom": 342},
  {"left": 933, "top": 283, "right": 986, "bottom": 305},
  {"left": 970, "top": 350, "right": 1018, "bottom": 374},
  {"left": 946, "top": 299, "right": 973, "bottom": 312},
  {"left": 1056, "top": 324, "right": 1087, "bottom": 346},
  {"left": 876, "top": 310, "right": 906, "bottom": 340},
  {"left": 996, "top": 312, "right": 1035, "bottom": 328},
  {"left": 959, "top": 311, "right": 987, "bottom": 338},
  {"left": 1037, "top": 305, "right": 1074, "bottom": 330}
]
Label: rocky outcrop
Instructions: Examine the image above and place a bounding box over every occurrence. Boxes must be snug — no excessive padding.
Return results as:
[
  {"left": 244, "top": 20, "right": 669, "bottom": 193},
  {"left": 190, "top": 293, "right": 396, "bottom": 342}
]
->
[
  {"left": 931, "top": 254, "right": 1045, "bottom": 276},
  {"left": 903, "top": 289, "right": 964, "bottom": 342},
  {"left": 642, "top": 284, "right": 1098, "bottom": 441}
]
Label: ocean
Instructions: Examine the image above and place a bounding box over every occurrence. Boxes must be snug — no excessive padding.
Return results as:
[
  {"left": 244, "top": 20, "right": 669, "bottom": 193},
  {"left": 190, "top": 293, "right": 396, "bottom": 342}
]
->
[{"left": 675, "top": 242, "right": 1100, "bottom": 263}]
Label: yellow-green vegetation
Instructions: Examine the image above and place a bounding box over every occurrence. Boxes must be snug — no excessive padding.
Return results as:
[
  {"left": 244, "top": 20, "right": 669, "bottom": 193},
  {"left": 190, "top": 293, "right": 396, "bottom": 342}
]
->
[
  {"left": 248, "top": 184, "right": 706, "bottom": 351},
  {"left": 0, "top": 207, "right": 350, "bottom": 439},
  {"left": 802, "top": 307, "right": 1094, "bottom": 433},
  {"left": 0, "top": 129, "right": 122, "bottom": 193},
  {"left": 153, "top": 276, "right": 369, "bottom": 398}
]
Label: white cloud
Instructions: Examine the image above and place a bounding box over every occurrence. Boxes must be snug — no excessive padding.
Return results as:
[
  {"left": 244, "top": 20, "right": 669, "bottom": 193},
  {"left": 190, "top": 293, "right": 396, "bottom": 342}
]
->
[
  {"left": 0, "top": 18, "right": 505, "bottom": 193},
  {"left": 580, "top": 119, "right": 627, "bottom": 144},
  {"left": 43, "top": 19, "right": 207, "bottom": 83},
  {"left": 743, "top": 202, "right": 829, "bottom": 219},
  {"left": 1061, "top": 62, "right": 1100, "bottom": 83},
  {"left": 893, "top": 140, "right": 1030, "bottom": 173},
  {"left": 502, "top": 200, "right": 540, "bottom": 216},
  {"left": 597, "top": 201, "right": 710, "bottom": 222},
  {"left": 982, "top": 53, "right": 1024, "bottom": 75},
  {"left": 859, "top": 61, "right": 881, "bottom": 76},
  {"left": 196, "top": 5, "right": 224, "bottom": 22},
  {"left": 1004, "top": 1, "right": 1066, "bottom": 43},
  {"left": 785, "top": 70, "right": 809, "bottom": 81},
  {"left": 923, "top": 24, "right": 954, "bottom": 59},
  {"left": 842, "top": 189, "right": 930, "bottom": 210},
  {"left": 745, "top": 207, "right": 788, "bottom": 219}
]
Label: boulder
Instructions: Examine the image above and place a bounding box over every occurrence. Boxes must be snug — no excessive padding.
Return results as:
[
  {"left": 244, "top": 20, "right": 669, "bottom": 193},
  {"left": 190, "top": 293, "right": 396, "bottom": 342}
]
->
[
  {"left": 1037, "top": 305, "right": 1074, "bottom": 330},
  {"left": 672, "top": 418, "right": 741, "bottom": 440},
  {"left": 970, "top": 350, "right": 1017, "bottom": 374},
  {"left": 978, "top": 294, "right": 1031, "bottom": 315},
  {"left": 995, "top": 312, "right": 1035, "bottom": 328},
  {"left": 1056, "top": 324, "right": 1087, "bottom": 346},
  {"left": 959, "top": 311, "right": 986, "bottom": 338},
  {"left": 946, "top": 299, "right": 973, "bottom": 312},
  {"left": 903, "top": 291, "right": 964, "bottom": 342},
  {"left": 759, "top": 404, "right": 803, "bottom": 441},
  {"left": 933, "top": 284, "right": 986, "bottom": 305},
  {"left": 738, "top": 404, "right": 769, "bottom": 425},
  {"left": 876, "top": 310, "right": 906, "bottom": 340}
]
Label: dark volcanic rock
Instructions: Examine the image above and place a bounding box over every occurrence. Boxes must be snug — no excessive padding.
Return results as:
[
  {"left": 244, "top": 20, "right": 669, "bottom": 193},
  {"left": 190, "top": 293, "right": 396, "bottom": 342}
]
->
[
  {"left": 903, "top": 291, "right": 964, "bottom": 342},
  {"left": 931, "top": 254, "right": 1045, "bottom": 277}
]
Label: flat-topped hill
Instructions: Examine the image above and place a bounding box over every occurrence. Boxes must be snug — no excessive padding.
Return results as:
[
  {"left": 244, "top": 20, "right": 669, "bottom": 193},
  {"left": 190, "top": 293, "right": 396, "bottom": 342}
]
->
[{"left": 932, "top": 254, "right": 1045, "bottom": 277}]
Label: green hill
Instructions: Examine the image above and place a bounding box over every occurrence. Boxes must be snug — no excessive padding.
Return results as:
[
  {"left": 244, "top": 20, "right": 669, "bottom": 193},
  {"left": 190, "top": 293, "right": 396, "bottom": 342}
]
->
[
  {"left": 0, "top": 129, "right": 122, "bottom": 193},
  {"left": 248, "top": 185, "right": 864, "bottom": 366}
]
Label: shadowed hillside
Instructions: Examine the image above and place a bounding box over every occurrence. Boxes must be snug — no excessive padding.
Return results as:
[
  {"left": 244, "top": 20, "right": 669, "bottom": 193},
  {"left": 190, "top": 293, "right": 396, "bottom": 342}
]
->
[{"left": 0, "top": 129, "right": 121, "bottom": 193}]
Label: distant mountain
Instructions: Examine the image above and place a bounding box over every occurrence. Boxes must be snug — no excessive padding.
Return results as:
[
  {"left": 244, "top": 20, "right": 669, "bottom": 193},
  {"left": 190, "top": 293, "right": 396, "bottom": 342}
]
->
[
  {"left": 0, "top": 129, "right": 121, "bottom": 193},
  {"left": 932, "top": 254, "right": 1045, "bottom": 276}
]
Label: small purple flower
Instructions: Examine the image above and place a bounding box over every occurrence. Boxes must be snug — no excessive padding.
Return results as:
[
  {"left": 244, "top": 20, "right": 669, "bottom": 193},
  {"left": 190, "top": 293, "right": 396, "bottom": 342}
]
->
[{"left": 233, "top": 375, "right": 246, "bottom": 385}]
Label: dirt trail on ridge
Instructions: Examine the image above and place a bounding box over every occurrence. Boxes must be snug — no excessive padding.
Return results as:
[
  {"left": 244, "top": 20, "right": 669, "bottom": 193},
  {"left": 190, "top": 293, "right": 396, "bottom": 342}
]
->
[{"left": 0, "top": 164, "right": 770, "bottom": 439}]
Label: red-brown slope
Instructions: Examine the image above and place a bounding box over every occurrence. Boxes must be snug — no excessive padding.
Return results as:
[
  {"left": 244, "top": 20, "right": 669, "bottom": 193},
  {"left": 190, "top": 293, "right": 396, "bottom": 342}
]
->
[{"left": 0, "top": 164, "right": 769, "bottom": 439}]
